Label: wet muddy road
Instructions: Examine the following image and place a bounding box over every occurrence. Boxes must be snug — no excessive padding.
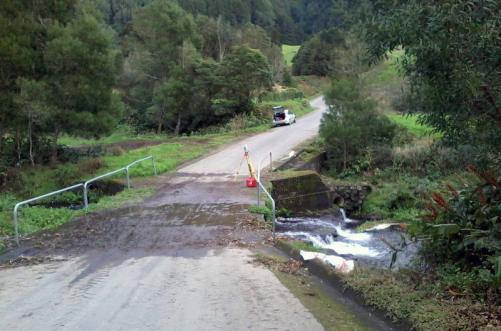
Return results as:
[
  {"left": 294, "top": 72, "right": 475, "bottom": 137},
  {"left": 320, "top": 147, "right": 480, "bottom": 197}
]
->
[{"left": 0, "top": 99, "right": 331, "bottom": 330}]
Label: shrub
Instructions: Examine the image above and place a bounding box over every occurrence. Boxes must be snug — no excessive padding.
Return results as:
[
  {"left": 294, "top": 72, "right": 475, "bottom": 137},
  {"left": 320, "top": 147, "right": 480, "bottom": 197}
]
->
[
  {"left": 53, "top": 165, "right": 81, "bottom": 188},
  {"left": 224, "top": 113, "right": 268, "bottom": 132},
  {"left": 409, "top": 166, "right": 501, "bottom": 296},
  {"left": 262, "top": 88, "right": 304, "bottom": 101},
  {"left": 108, "top": 146, "right": 125, "bottom": 156},
  {"left": 77, "top": 158, "right": 106, "bottom": 175}
]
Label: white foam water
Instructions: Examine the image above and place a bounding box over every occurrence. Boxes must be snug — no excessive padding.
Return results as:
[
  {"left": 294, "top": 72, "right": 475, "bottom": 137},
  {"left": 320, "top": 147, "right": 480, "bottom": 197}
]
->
[
  {"left": 282, "top": 231, "right": 381, "bottom": 258},
  {"left": 333, "top": 226, "right": 372, "bottom": 241}
]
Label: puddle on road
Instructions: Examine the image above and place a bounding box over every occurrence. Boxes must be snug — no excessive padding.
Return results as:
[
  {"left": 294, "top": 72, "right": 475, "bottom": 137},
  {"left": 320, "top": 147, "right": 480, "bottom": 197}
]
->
[{"left": 277, "top": 210, "right": 418, "bottom": 269}]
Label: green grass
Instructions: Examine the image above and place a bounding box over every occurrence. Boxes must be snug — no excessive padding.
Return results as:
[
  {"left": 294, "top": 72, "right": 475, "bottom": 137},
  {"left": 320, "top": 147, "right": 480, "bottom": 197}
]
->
[
  {"left": 360, "top": 175, "right": 424, "bottom": 224},
  {"left": 101, "top": 135, "right": 232, "bottom": 177},
  {"left": 341, "top": 267, "right": 491, "bottom": 330},
  {"left": 248, "top": 205, "right": 272, "bottom": 221},
  {"left": 282, "top": 44, "right": 300, "bottom": 67},
  {"left": 0, "top": 187, "right": 155, "bottom": 238},
  {"left": 59, "top": 125, "right": 166, "bottom": 147},
  {"left": 386, "top": 113, "right": 438, "bottom": 139},
  {"left": 364, "top": 49, "right": 404, "bottom": 88}
]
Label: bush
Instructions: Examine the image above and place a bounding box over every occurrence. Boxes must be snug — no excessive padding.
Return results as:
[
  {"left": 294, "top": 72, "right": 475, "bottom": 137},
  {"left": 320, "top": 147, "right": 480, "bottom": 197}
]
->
[
  {"left": 262, "top": 88, "right": 304, "bottom": 101},
  {"left": 223, "top": 113, "right": 268, "bottom": 132},
  {"left": 108, "top": 146, "right": 125, "bottom": 156},
  {"left": 409, "top": 166, "right": 501, "bottom": 296},
  {"left": 77, "top": 158, "right": 106, "bottom": 175},
  {"left": 320, "top": 77, "right": 397, "bottom": 172}
]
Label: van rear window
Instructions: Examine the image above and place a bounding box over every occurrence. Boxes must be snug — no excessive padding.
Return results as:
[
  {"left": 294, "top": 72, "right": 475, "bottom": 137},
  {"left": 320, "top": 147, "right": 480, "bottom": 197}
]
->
[{"left": 274, "top": 112, "right": 285, "bottom": 120}]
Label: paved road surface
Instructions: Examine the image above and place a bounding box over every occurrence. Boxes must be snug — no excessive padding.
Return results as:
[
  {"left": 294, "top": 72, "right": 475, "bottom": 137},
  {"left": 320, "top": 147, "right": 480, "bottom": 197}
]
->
[
  {"left": 0, "top": 98, "right": 333, "bottom": 331},
  {"left": 181, "top": 96, "right": 326, "bottom": 175}
]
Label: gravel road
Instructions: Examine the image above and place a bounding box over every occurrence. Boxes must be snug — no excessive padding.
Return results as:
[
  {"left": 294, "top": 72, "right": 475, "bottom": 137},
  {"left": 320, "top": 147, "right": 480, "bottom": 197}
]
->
[{"left": 0, "top": 97, "right": 328, "bottom": 331}]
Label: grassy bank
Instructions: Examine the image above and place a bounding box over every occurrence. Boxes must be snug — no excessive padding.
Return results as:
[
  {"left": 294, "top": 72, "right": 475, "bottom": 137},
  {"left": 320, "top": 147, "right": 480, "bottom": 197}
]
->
[
  {"left": 341, "top": 267, "right": 500, "bottom": 330},
  {"left": 59, "top": 126, "right": 166, "bottom": 147},
  {"left": 0, "top": 132, "right": 238, "bottom": 244}
]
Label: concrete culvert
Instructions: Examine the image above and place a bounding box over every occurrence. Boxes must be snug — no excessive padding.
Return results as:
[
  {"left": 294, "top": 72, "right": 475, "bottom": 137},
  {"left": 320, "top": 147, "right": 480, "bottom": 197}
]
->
[{"left": 333, "top": 196, "right": 344, "bottom": 207}]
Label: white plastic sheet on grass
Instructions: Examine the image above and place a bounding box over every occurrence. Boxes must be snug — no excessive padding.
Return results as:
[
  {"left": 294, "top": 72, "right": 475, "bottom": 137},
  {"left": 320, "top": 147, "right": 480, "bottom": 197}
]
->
[{"left": 300, "top": 250, "right": 354, "bottom": 273}]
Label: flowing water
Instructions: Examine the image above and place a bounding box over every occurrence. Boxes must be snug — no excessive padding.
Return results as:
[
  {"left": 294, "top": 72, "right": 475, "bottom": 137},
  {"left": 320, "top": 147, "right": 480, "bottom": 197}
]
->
[{"left": 276, "top": 210, "right": 419, "bottom": 269}]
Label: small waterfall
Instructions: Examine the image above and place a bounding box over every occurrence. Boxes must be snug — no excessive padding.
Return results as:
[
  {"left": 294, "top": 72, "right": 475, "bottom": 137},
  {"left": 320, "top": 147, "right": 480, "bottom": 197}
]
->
[
  {"left": 340, "top": 208, "right": 347, "bottom": 220},
  {"left": 277, "top": 213, "right": 417, "bottom": 268},
  {"left": 340, "top": 208, "right": 355, "bottom": 223}
]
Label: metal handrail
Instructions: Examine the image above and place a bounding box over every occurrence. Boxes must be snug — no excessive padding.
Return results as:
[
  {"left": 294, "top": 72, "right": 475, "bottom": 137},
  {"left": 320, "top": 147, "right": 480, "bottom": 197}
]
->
[
  {"left": 12, "top": 183, "right": 84, "bottom": 245},
  {"left": 12, "top": 155, "right": 157, "bottom": 246},
  {"left": 125, "top": 156, "right": 157, "bottom": 189},
  {"left": 83, "top": 167, "right": 127, "bottom": 210},
  {"left": 256, "top": 179, "right": 276, "bottom": 241},
  {"left": 257, "top": 152, "right": 272, "bottom": 206}
]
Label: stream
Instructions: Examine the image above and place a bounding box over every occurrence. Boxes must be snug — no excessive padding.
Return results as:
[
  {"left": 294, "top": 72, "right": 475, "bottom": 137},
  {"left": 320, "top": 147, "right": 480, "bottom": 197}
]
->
[{"left": 276, "top": 210, "right": 419, "bottom": 269}]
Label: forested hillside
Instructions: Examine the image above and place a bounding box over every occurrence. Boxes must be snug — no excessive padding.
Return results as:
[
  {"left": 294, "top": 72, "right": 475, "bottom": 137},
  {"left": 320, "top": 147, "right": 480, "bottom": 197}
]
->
[{"left": 95, "top": 0, "right": 357, "bottom": 43}]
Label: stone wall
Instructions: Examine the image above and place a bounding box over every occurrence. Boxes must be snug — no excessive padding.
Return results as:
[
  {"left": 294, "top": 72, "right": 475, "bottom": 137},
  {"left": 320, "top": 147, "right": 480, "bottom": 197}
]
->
[
  {"left": 271, "top": 170, "right": 371, "bottom": 213},
  {"left": 328, "top": 184, "right": 372, "bottom": 212}
]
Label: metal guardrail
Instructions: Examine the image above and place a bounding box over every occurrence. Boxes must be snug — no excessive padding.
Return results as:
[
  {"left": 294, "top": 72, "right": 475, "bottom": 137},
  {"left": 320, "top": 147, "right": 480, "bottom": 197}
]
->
[
  {"left": 256, "top": 179, "right": 276, "bottom": 241},
  {"left": 13, "top": 184, "right": 84, "bottom": 245},
  {"left": 256, "top": 152, "right": 276, "bottom": 241},
  {"left": 12, "top": 156, "right": 157, "bottom": 245},
  {"left": 257, "top": 152, "right": 272, "bottom": 207},
  {"left": 126, "top": 156, "right": 157, "bottom": 189},
  {"left": 83, "top": 167, "right": 127, "bottom": 210}
]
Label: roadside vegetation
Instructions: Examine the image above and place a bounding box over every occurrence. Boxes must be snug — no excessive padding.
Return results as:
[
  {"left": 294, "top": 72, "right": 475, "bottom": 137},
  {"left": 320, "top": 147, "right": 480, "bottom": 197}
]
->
[
  {"left": 0, "top": 0, "right": 331, "bottom": 249},
  {"left": 277, "top": 1, "right": 500, "bottom": 329}
]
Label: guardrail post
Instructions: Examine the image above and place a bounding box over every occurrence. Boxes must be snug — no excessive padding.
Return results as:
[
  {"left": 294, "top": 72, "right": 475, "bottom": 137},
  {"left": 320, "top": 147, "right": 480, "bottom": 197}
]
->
[
  {"left": 126, "top": 168, "right": 131, "bottom": 189},
  {"left": 271, "top": 199, "right": 276, "bottom": 241},
  {"left": 152, "top": 157, "right": 157, "bottom": 176},
  {"left": 84, "top": 183, "right": 89, "bottom": 210},
  {"left": 13, "top": 205, "right": 20, "bottom": 245},
  {"left": 257, "top": 185, "right": 261, "bottom": 206}
]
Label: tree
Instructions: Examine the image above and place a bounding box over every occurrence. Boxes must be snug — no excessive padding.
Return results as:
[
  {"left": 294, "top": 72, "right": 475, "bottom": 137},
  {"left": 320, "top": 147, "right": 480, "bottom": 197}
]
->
[
  {"left": 44, "top": 12, "right": 122, "bottom": 160},
  {"left": 292, "top": 29, "right": 345, "bottom": 76},
  {"left": 235, "top": 24, "right": 286, "bottom": 82},
  {"left": 14, "top": 79, "right": 49, "bottom": 166},
  {"left": 0, "top": 0, "right": 121, "bottom": 165},
  {"left": 364, "top": 0, "right": 501, "bottom": 153},
  {"left": 219, "top": 46, "right": 272, "bottom": 113},
  {"left": 320, "top": 77, "right": 396, "bottom": 171},
  {"left": 126, "top": 0, "right": 200, "bottom": 134}
]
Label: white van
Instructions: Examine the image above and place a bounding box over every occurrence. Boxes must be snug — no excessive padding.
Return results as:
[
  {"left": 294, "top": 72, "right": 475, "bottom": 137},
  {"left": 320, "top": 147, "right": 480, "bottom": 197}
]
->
[{"left": 272, "top": 106, "right": 296, "bottom": 127}]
